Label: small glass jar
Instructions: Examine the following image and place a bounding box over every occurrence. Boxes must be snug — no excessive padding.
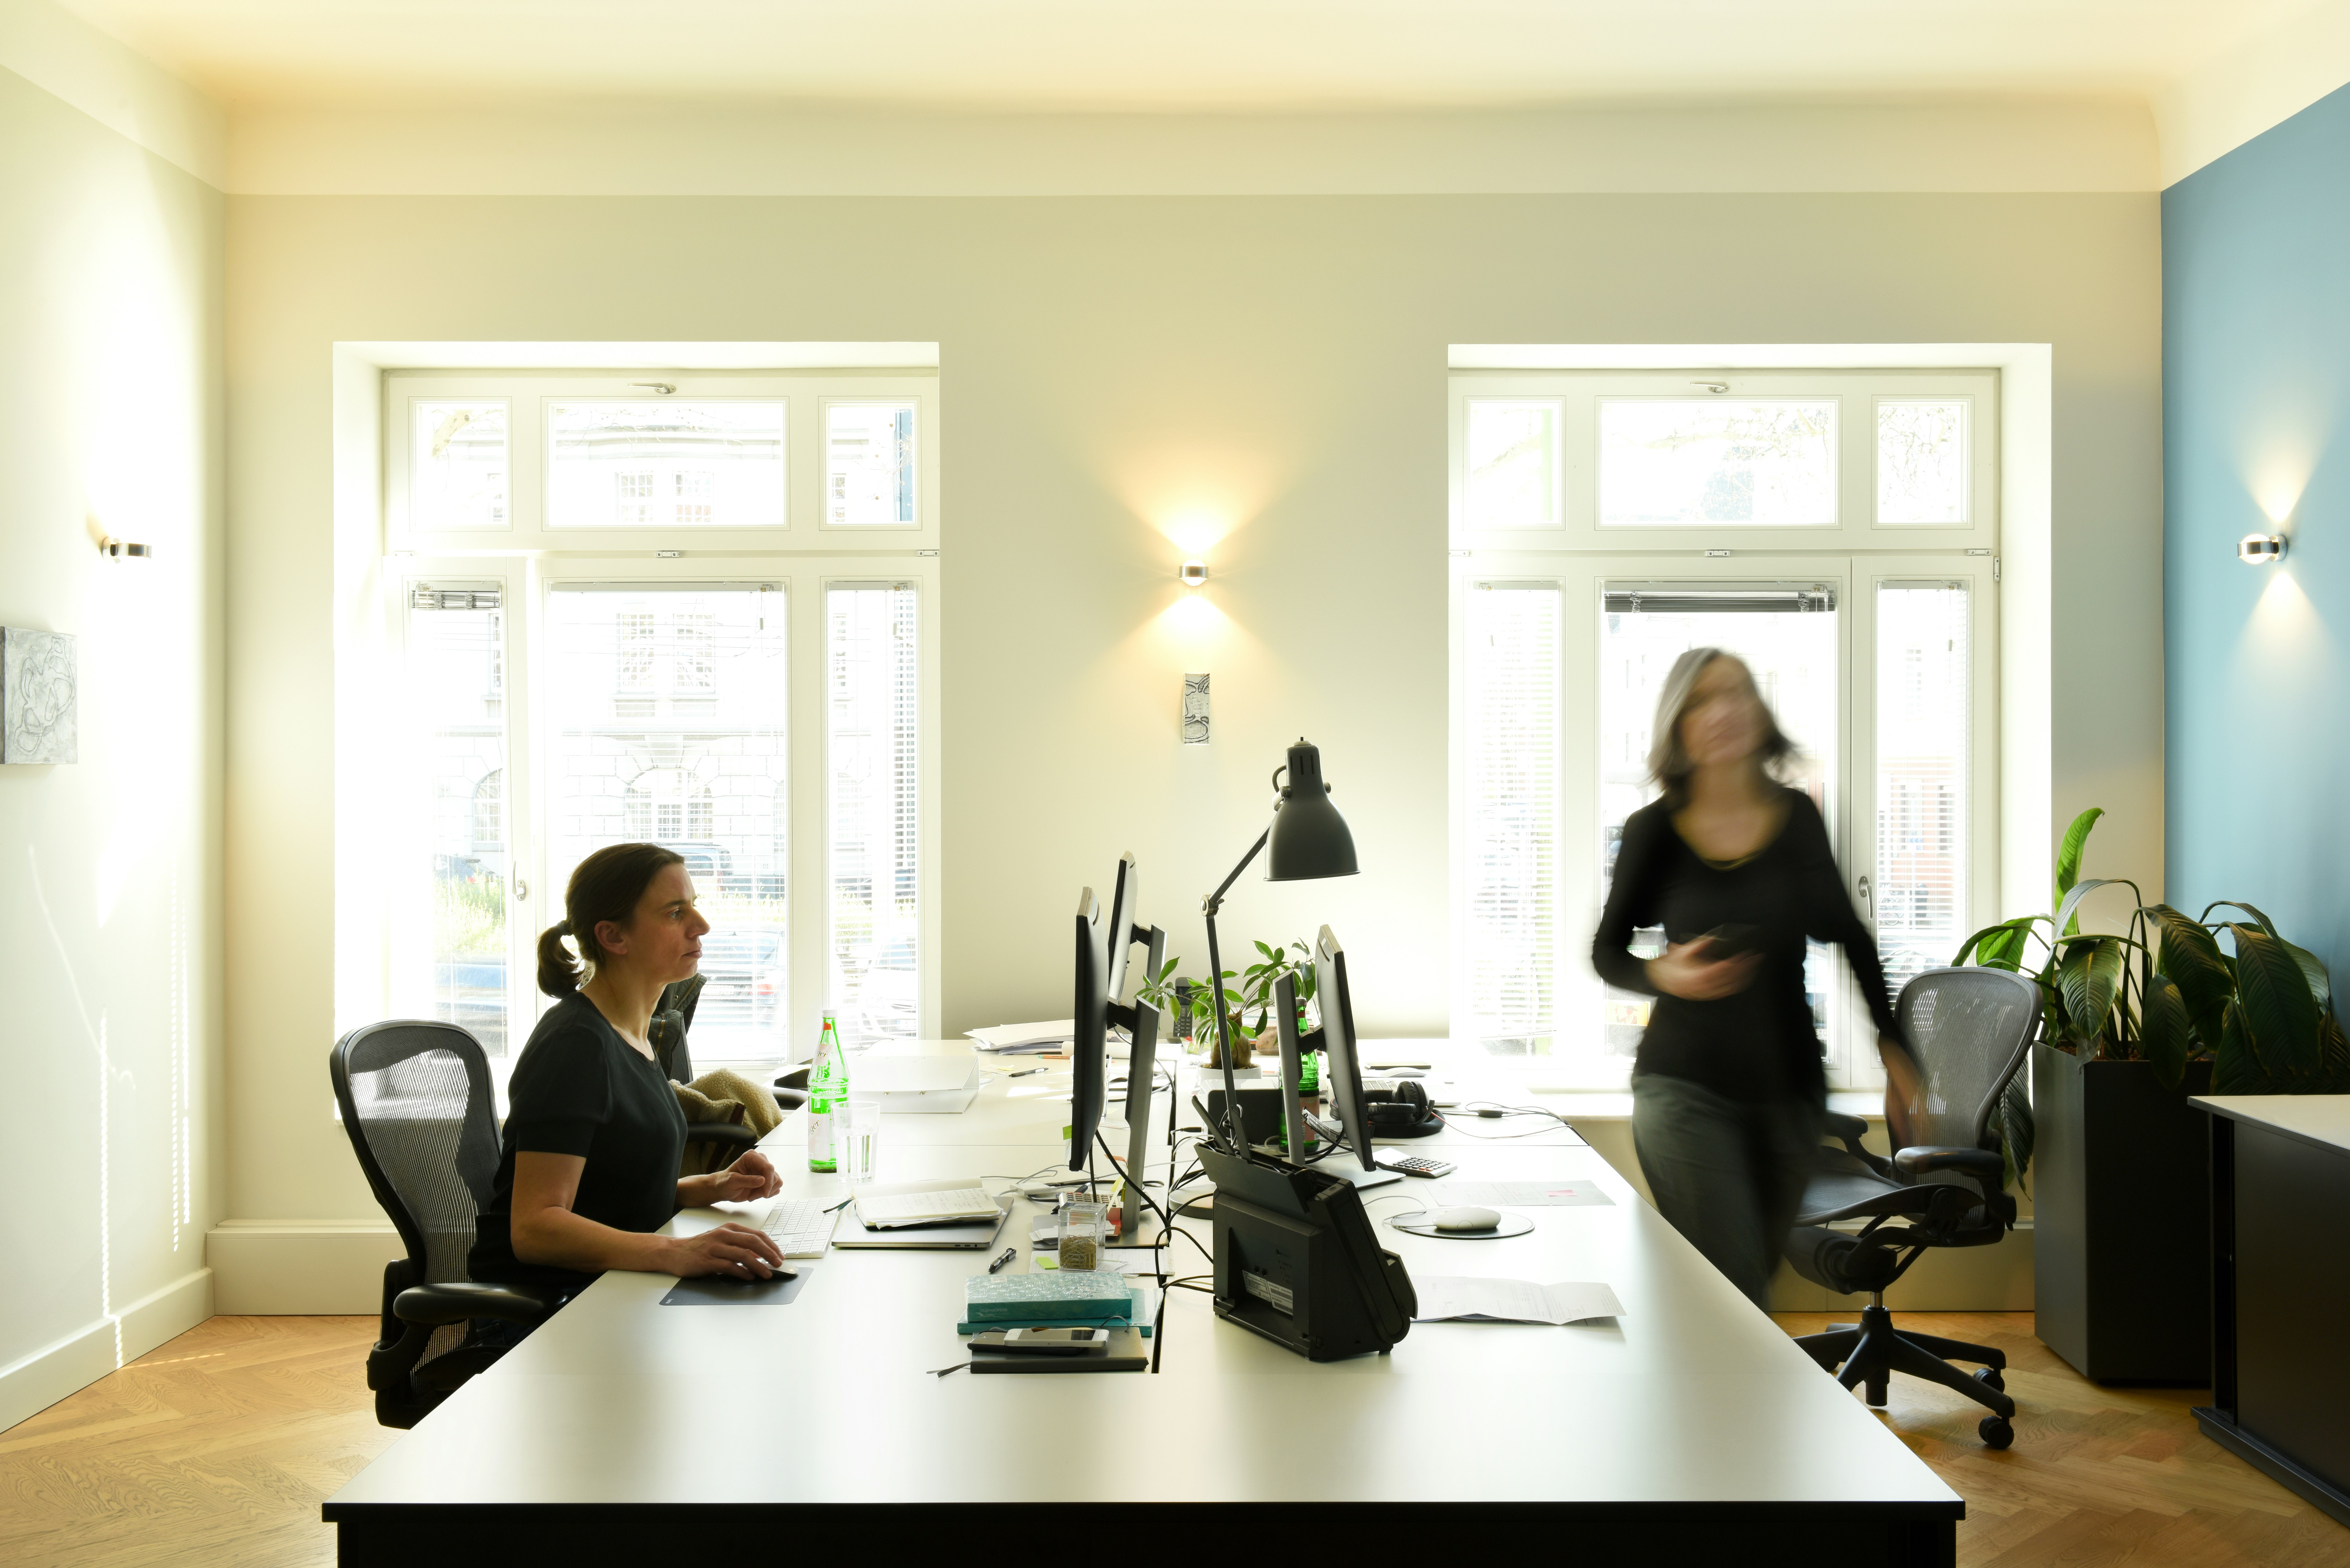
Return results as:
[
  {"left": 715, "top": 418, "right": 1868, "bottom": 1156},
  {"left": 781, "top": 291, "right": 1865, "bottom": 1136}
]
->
[{"left": 1057, "top": 1201, "right": 1108, "bottom": 1271}]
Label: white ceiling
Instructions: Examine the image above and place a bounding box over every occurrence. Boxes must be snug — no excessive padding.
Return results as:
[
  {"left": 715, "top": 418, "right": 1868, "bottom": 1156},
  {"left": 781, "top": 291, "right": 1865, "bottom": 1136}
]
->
[{"left": 48, "top": 0, "right": 2326, "bottom": 111}]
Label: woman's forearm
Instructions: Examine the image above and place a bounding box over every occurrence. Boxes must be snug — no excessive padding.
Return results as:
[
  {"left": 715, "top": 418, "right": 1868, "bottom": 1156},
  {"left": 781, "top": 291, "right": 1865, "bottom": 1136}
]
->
[{"left": 511, "top": 1205, "right": 677, "bottom": 1274}]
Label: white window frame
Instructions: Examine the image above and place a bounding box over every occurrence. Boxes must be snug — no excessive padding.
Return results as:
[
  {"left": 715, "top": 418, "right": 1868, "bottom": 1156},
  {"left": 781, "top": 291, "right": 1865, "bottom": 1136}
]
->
[
  {"left": 375, "top": 362, "right": 942, "bottom": 1077},
  {"left": 1449, "top": 369, "right": 1999, "bottom": 1091},
  {"left": 386, "top": 371, "right": 941, "bottom": 554},
  {"left": 1449, "top": 371, "right": 1995, "bottom": 555}
]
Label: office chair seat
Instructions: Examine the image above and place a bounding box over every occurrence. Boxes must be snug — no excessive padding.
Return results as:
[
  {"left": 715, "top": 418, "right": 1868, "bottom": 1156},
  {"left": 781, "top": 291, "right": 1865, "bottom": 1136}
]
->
[{"left": 1784, "top": 967, "right": 2037, "bottom": 1449}]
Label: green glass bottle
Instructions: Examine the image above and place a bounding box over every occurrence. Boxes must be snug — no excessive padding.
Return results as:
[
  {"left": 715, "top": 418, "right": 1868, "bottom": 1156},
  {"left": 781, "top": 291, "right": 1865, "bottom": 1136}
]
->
[
  {"left": 807, "top": 1011, "right": 846, "bottom": 1172},
  {"left": 1296, "top": 1015, "right": 1322, "bottom": 1154}
]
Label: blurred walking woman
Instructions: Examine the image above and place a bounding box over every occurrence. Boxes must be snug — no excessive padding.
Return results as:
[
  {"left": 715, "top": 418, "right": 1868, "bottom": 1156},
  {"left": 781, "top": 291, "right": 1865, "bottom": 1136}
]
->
[
  {"left": 470, "top": 842, "right": 789, "bottom": 1298},
  {"left": 1591, "top": 649, "right": 1903, "bottom": 1310}
]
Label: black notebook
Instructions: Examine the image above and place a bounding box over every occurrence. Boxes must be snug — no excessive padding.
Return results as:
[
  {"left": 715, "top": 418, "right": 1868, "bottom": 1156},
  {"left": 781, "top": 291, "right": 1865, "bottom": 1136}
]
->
[{"left": 969, "top": 1326, "right": 1148, "bottom": 1373}]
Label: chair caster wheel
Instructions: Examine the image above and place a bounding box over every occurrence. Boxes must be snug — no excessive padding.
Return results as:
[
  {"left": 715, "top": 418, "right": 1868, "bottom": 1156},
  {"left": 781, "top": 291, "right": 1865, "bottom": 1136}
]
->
[
  {"left": 1979, "top": 1415, "right": 2014, "bottom": 1449},
  {"left": 1975, "top": 1367, "right": 2005, "bottom": 1393}
]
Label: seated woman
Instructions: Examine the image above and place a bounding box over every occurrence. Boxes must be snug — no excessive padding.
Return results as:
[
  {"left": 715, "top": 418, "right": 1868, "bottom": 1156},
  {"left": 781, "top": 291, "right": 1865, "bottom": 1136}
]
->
[{"left": 471, "top": 842, "right": 789, "bottom": 1299}]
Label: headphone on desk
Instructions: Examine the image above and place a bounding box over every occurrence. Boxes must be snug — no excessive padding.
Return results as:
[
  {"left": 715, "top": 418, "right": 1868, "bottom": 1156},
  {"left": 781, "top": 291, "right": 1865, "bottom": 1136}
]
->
[{"left": 1361, "top": 1079, "right": 1442, "bottom": 1137}]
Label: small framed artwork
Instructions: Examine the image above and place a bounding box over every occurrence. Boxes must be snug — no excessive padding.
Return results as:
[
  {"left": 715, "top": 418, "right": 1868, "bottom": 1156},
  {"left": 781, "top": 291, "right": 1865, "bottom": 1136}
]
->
[
  {"left": 1181, "top": 673, "right": 1210, "bottom": 745},
  {"left": 2, "top": 627, "right": 77, "bottom": 764}
]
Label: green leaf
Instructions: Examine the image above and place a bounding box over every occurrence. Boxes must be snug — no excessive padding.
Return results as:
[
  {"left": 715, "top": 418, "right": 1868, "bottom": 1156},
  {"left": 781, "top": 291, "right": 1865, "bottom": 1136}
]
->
[
  {"left": 2214, "top": 1001, "right": 2267, "bottom": 1093},
  {"left": 2056, "top": 876, "right": 2137, "bottom": 941},
  {"left": 2229, "top": 923, "right": 2323, "bottom": 1078},
  {"left": 2147, "top": 905, "right": 2232, "bottom": 1047},
  {"left": 2323, "top": 1011, "right": 2350, "bottom": 1093},
  {"left": 2284, "top": 939, "right": 2333, "bottom": 1014},
  {"left": 1954, "top": 917, "right": 2036, "bottom": 969},
  {"left": 2057, "top": 937, "right": 2124, "bottom": 1049},
  {"left": 2054, "top": 807, "right": 2104, "bottom": 903},
  {"left": 2201, "top": 900, "right": 2281, "bottom": 939},
  {"left": 1997, "top": 1076, "right": 2035, "bottom": 1195},
  {"left": 2140, "top": 973, "right": 2195, "bottom": 1089}
]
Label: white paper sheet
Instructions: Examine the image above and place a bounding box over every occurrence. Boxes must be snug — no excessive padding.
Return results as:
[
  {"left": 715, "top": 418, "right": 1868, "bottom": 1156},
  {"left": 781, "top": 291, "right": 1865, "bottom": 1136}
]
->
[
  {"left": 1410, "top": 1276, "right": 1625, "bottom": 1325},
  {"left": 967, "top": 1019, "right": 1076, "bottom": 1052}
]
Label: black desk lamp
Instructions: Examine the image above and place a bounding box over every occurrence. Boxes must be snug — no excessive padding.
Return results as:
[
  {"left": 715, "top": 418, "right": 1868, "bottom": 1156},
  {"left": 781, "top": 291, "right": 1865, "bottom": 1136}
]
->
[{"left": 1202, "top": 738, "right": 1357, "bottom": 1157}]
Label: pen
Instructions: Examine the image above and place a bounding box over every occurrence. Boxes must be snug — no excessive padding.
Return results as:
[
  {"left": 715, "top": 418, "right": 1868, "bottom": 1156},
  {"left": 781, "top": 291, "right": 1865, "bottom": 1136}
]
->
[
  {"left": 987, "top": 1247, "right": 1018, "bottom": 1273},
  {"left": 824, "top": 1196, "right": 854, "bottom": 1213}
]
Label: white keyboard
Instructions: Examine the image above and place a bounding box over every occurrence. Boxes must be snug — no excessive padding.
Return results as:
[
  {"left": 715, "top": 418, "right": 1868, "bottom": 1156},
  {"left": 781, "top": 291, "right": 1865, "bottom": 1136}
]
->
[
  {"left": 853, "top": 1186, "right": 1002, "bottom": 1227},
  {"left": 760, "top": 1197, "right": 844, "bottom": 1258}
]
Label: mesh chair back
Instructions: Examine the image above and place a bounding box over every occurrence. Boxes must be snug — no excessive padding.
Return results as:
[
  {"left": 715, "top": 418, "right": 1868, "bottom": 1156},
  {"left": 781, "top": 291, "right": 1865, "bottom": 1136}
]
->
[
  {"left": 1894, "top": 967, "right": 2041, "bottom": 1152},
  {"left": 330, "top": 1021, "right": 503, "bottom": 1289}
]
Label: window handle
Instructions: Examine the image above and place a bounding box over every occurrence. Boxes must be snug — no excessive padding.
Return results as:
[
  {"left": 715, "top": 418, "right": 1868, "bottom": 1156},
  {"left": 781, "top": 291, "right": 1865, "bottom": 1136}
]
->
[
  {"left": 1857, "top": 874, "right": 1871, "bottom": 923},
  {"left": 515, "top": 878, "right": 529, "bottom": 902}
]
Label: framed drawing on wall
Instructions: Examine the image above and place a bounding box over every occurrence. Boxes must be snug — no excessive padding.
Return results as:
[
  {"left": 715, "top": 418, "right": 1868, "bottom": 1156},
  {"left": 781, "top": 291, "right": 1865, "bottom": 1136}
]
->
[{"left": 2, "top": 627, "right": 76, "bottom": 764}]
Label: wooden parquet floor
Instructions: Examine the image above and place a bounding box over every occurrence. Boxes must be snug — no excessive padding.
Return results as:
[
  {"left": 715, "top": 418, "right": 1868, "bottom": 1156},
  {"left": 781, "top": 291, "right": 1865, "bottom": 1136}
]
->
[
  {"left": 0, "top": 1316, "right": 392, "bottom": 1568},
  {"left": 2, "top": 1313, "right": 2346, "bottom": 1565},
  {"left": 1777, "top": 1311, "right": 2350, "bottom": 1566}
]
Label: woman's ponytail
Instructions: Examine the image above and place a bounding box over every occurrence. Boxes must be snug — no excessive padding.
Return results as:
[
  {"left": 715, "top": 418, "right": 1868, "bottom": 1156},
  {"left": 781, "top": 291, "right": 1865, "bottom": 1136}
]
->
[
  {"left": 536, "top": 919, "right": 583, "bottom": 997},
  {"left": 537, "top": 845, "right": 686, "bottom": 998}
]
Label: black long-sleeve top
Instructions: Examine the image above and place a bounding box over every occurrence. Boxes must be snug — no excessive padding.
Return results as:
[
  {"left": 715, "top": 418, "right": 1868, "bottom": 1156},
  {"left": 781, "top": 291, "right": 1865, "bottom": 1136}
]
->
[{"left": 1592, "top": 789, "right": 1900, "bottom": 1104}]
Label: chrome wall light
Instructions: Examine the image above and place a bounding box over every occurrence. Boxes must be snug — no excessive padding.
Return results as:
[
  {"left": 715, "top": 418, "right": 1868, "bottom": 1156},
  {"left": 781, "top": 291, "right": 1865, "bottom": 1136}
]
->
[
  {"left": 1179, "top": 560, "right": 1209, "bottom": 587},
  {"left": 2239, "top": 533, "right": 2286, "bottom": 565},
  {"left": 99, "top": 537, "right": 151, "bottom": 558}
]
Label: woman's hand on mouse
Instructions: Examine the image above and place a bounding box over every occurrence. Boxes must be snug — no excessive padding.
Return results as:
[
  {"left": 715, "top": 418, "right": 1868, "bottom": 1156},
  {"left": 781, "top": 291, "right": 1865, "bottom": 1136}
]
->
[
  {"left": 1647, "top": 937, "right": 1761, "bottom": 1001},
  {"left": 684, "top": 1149, "right": 785, "bottom": 1207},
  {"left": 663, "top": 1223, "right": 789, "bottom": 1279}
]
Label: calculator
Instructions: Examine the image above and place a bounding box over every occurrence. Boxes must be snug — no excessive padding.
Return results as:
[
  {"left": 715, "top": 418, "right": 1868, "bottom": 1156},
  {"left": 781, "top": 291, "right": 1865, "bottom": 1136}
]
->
[{"left": 1378, "top": 1155, "right": 1457, "bottom": 1179}]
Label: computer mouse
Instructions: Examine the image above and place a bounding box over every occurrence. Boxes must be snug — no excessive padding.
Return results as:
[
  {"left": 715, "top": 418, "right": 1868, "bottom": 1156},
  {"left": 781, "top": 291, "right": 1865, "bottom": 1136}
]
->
[
  {"left": 743, "top": 1263, "right": 798, "bottom": 1282},
  {"left": 1432, "top": 1206, "right": 1502, "bottom": 1234}
]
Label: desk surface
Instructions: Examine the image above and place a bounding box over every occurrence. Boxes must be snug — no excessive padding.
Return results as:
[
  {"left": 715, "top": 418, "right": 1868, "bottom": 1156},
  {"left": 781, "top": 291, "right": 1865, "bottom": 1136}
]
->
[
  {"left": 2193, "top": 1094, "right": 2350, "bottom": 1156},
  {"left": 327, "top": 1053, "right": 1957, "bottom": 1534}
]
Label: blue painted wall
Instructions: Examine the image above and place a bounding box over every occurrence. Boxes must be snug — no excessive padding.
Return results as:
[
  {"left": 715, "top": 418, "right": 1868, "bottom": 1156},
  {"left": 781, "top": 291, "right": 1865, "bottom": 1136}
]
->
[{"left": 2166, "top": 84, "right": 2350, "bottom": 976}]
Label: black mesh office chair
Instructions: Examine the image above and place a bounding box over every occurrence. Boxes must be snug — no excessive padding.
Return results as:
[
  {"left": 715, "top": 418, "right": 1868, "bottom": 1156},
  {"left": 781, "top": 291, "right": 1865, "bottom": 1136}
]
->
[
  {"left": 330, "top": 1021, "right": 564, "bottom": 1429},
  {"left": 651, "top": 974, "right": 770, "bottom": 1165},
  {"left": 1785, "top": 966, "right": 2038, "bottom": 1449}
]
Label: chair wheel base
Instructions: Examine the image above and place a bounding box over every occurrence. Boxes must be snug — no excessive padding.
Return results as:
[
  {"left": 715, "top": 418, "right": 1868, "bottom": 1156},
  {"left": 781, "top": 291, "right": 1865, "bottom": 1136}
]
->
[
  {"left": 1979, "top": 1414, "right": 2014, "bottom": 1448},
  {"left": 1975, "top": 1367, "right": 2005, "bottom": 1394}
]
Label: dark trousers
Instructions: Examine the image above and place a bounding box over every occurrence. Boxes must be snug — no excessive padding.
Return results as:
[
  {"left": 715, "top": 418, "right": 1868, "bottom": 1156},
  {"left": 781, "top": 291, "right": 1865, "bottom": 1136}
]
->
[{"left": 1631, "top": 1072, "right": 1822, "bottom": 1311}]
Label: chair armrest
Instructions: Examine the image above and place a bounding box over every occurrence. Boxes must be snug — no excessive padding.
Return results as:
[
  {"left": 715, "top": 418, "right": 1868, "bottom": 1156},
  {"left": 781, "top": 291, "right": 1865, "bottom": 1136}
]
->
[
  {"left": 1893, "top": 1145, "right": 2005, "bottom": 1180},
  {"left": 775, "top": 1066, "right": 811, "bottom": 1092},
  {"left": 685, "top": 1120, "right": 760, "bottom": 1150},
  {"left": 394, "top": 1281, "right": 564, "bottom": 1327},
  {"left": 1821, "top": 1111, "right": 1895, "bottom": 1177},
  {"left": 772, "top": 1086, "right": 809, "bottom": 1111}
]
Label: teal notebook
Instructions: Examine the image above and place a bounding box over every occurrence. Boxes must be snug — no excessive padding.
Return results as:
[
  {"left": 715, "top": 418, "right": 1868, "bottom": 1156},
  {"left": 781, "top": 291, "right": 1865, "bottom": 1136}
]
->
[{"left": 964, "top": 1271, "right": 1137, "bottom": 1323}]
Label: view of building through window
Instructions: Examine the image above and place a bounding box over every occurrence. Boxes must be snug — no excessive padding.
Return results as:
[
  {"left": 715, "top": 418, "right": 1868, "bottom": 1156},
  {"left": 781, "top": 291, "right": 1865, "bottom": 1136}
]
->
[
  {"left": 827, "top": 583, "right": 921, "bottom": 1045},
  {"left": 548, "top": 586, "right": 790, "bottom": 1063}
]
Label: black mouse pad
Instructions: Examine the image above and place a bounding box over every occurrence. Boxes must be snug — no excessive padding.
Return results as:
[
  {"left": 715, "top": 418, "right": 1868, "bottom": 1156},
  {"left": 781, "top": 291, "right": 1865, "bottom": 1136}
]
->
[{"left": 661, "top": 1264, "right": 815, "bottom": 1306}]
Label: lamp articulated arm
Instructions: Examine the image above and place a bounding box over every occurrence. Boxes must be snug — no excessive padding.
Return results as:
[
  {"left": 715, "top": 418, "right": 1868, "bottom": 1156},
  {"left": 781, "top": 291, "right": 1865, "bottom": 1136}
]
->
[{"left": 1202, "top": 825, "right": 1270, "bottom": 1156}]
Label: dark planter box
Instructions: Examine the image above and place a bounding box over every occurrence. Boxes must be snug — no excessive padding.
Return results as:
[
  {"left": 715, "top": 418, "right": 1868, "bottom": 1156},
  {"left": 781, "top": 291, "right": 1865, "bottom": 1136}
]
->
[{"left": 2033, "top": 1042, "right": 2214, "bottom": 1383}]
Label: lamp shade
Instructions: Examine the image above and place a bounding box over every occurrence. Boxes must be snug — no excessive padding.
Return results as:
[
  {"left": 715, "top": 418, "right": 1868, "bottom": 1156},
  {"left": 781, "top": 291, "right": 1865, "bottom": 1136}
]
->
[{"left": 1265, "top": 738, "right": 1359, "bottom": 881}]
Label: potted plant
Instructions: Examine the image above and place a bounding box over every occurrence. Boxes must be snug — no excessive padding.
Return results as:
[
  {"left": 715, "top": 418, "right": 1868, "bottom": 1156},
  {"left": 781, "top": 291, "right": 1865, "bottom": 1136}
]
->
[
  {"left": 1956, "top": 807, "right": 2345, "bottom": 1382},
  {"left": 1136, "top": 940, "right": 1321, "bottom": 1068}
]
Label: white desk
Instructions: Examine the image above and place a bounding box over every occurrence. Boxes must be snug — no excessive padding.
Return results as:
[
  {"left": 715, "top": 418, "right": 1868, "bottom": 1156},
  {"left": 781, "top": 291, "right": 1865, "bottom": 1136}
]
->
[{"left": 325, "top": 1058, "right": 1960, "bottom": 1564}]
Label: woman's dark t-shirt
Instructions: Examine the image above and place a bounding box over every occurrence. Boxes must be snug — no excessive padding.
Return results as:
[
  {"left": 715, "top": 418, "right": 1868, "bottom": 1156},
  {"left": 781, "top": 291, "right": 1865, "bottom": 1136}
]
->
[
  {"left": 1591, "top": 789, "right": 1901, "bottom": 1104},
  {"left": 469, "top": 993, "right": 687, "bottom": 1292}
]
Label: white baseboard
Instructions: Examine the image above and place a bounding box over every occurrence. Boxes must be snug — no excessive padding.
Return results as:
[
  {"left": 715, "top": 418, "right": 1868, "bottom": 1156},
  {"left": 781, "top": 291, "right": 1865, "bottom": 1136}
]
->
[
  {"left": 0, "top": 1268, "right": 214, "bottom": 1434},
  {"left": 207, "top": 1222, "right": 404, "bottom": 1314}
]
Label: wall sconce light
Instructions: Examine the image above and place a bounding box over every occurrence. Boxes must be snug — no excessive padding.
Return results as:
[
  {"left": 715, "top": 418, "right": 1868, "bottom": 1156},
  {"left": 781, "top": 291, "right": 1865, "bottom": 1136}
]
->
[
  {"left": 1179, "top": 560, "right": 1209, "bottom": 588},
  {"left": 99, "top": 537, "right": 151, "bottom": 559},
  {"left": 2239, "top": 533, "right": 2286, "bottom": 565}
]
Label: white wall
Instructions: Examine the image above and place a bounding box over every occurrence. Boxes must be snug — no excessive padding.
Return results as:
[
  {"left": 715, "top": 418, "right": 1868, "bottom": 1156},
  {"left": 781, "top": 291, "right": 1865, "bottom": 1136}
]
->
[
  {"left": 2158, "top": 0, "right": 2350, "bottom": 185},
  {"left": 216, "top": 188, "right": 2163, "bottom": 1307},
  {"left": 0, "top": 58, "right": 224, "bottom": 1428}
]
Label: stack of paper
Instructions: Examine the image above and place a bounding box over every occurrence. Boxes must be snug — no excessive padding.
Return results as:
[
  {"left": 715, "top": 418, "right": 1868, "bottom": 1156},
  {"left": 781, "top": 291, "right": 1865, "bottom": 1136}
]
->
[
  {"left": 1410, "top": 1277, "right": 1625, "bottom": 1325},
  {"left": 856, "top": 1053, "right": 985, "bottom": 1112},
  {"left": 967, "top": 1020, "right": 1075, "bottom": 1054}
]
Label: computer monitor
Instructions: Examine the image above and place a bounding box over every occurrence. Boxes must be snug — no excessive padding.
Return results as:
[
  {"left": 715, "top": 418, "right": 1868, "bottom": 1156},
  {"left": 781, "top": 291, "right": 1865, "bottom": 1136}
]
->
[
  {"left": 1072, "top": 864, "right": 1168, "bottom": 1241},
  {"left": 1072, "top": 887, "right": 1113, "bottom": 1173},
  {"left": 1310, "top": 924, "right": 1400, "bottom": 1189},
  {"left": 1105, "top": 852, "right": 1141, "bottom": 1003}
]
